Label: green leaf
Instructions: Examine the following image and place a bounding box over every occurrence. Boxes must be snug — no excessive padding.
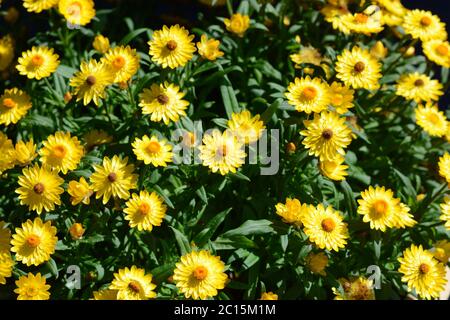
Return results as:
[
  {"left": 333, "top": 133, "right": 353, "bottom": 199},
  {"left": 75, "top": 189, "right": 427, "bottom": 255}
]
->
[
  {"left": 195, "top": 186, "right": 208, "bottom": 204},
  {"left": 261, "top": 99, "right": 281, "bottom": 123},
  {"left": 152, "top": 185, "right": 175, "bottom": 209},
  {"left": 170, "top": 227, "right": 191, "bottom": 255},
  {"left": 394, "top": 169, "right": 416, "bottom": 198},
  {"left": 194, "top": 208, "right": 232, "bottom": 246},
  {"left": 120, "top": 28, "right": 149, "bottom": 45},
  {"left": 221, "top": 219, "right": 274, "bottom": 238},
  {"left": 340, "top": 180, "right": 357, "bottom": 217},
  {"left": 220, "top": 83, "right": 240, "bottom": 118},
  {"left": 151, "top": 263, "right": 176, "bottom": 283},
  {"left": 56, "top": 65, "right": 77, "bottom": 78},
  {"left": 46, "top": 258, "right": 59, "bottom": 278}
]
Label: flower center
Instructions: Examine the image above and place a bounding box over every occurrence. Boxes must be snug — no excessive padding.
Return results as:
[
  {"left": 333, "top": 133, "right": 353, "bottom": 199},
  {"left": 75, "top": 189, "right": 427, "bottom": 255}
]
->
[
  {"left": 414, "top": 79, "right": 424, "bottom": 87},
  {"left": 332, "top": 94, "right": 344, "bottom": 106},
  {"left": 193, "top": 266, "right": 209, "bottom": 280},
  {"left": 26, "top": 286, "right": 39, "bottom": 297},
  {"left": 67, "top": 2, "right": 82, "bottom": 16},
  {"left": 128, "top": 281, "right": 141, "bottom": 293},
  {"left": 301, "top": 86, "right": 318, "bottom": 100},
  {"left": 321, "top": 218, "right": 336, "bottom": 232},
  {"left": 321, "top": 129, "right": 333, "bottom": 140},
  {"left": 419, "top": 263, "right": 430, "bottom": 274},
  {"left": 157, "top": 94, "right": 169, "bottom": 105},
  {"left": 107, "top": 172, "right": 117, "bottom": 182},
  {"left": 26, "top": 234, "right": 41, "bottom": 248},
  {"left": 33, "top": 183, "right": 45, "bottom": 194},
  {"left": 112, "top": 56, "right": 126, "bottom": 69},
  {"left": 354, "top": 61, "right": 365, "bottom": 73},
  {"left": 355, "top": 13, "right": 369, "bottom": 24},
  {"left": 86, "top": 75, "right": 96, "bottom": 86},
  {"left": 436, "top": 44, "right": 449, "bottom": 56},
  {"left": 146, "top": 141, "right": 161, "bottom": 154},
  {"left": 2, "top": 98, "right": 16, "bottom": 108},
  {"left": 139, "top": 202, "right": 150, "bottom": 215},
  {"left": 31, "top": 54, "right": 44, "bottom": 67},
  {"left": 373, "top": 199, "right": 388, "bottom": 217},
  {"left": 52, "top": 145, "right": 67, "bottom": 159},
  {"left": 427, "top": 113, "right": 440, "bottom": 124},
  {"left": 166, "top": 40, "right": 178, "bottom": 51},
  {"left": 420, "top": 16, "right": 432, "bottom": 27}
]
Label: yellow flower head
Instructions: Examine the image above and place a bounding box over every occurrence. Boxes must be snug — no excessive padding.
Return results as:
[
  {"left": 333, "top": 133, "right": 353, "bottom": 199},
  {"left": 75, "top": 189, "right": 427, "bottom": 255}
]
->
[
  {"left": 433, "top": 240, "right": 450, "bottom": 263},
  {"left": 319, "top": 154, "right": 349, "bottom": 181},
  {"left": 370, "top": 41, "right": 388, "bottom": 60},
  {"left": 14, "top": 273, "right": 51, "bottom": 300},
  {"left": 340, "top": 5, "right": 384, "bottom": 35},
  {"left": 16, "top": 46, "right": 60, "bottom": 80},
  {"left": 16, "top": 164, "right": 64, "bottom": 214},
  {"left": 58, "top": 0, "right": 96, "bottom": 26},
  {"left": 148, "top": 25, "right": 196, "bottom": 69},
  {"left": 306, "top": 252, "right": 328, "bottom": 276},
  {"left": 83, "top": 129, "right": 113, "bottom": 149},
  {"left": 398, "top": 244, "right": 447, "bottom": 300},
  {"left": 173, "top": 250, "right": 228, "bottom": 300},
  {"left": 335, "top": 46, "right": 382, "bottom": 90},
  {"left": 275, "top": 197, "right": 310, "bottom": 227},
  {"left": 260, "top": 292, "right": 278, "bottom": 300},
  {"left": 440, "top": 196, "right": 450, "bottom": 230},
  {"left": 132, "top": 135, "right": 173, "bottom": 167},
  {"left": 93, "top": 34, "right": 110, "bottom": 54},
  {"left": 285, "top": 76, "right": 331, "bottom": 114},
  {"left": 93, "top": 289, "right": 118, "bottom": 300},
  {"left": 0, "top": 221, "right": 11, "bottom": 252},
  {"left": 403, "top": 10, "right": 447, "bottom": 41},
  {"left": 224, "top": 13, "right": 250, "bottom": 37},
  {"left": 290, "top": 46, "right": 323, "bottom": 67},
  {"left": 227, "top": 110, "right": 265, "bottom": 144},
  {"left": 396, "top": 73, "right": 443, "bottom": 103},
  {"left": 139, "top": 82, "right": 189, "bottom": 125},
  {"left": 0, "top": 132, "right": 15, "bottom": 174},
  {"left": 329, "top": 82, "right": 354, "bottom": 114},
  {"left": 375, "top": 0, "right": 405, "bottom": 27},
  {"left": 0, "top": 252, "right": 14, "bottom": 284},
  {"left": 39, "top": 131, "right": 84, "bottom": 174},
  {"left": 0, "top": 35, "right": 14, "bottom": 71},
  {"left": 67, "top": 177, "right": 93, "bottom": 205},
  {"left": 123, "top": 190, "right": 167, "bottom": 231},
  {"left": 90, "top": 155, "right": 138, "bottom": 204},
  {"left": 322, "top": 4, "right": 351, "bottom": 34},
  {"left": 11, "top": 218, "right": 58, "bottom": 266},
  {"left": 14, "top": 139, "right": 37, "bottom": 166},
  {"left": 22, "top": 0, "right": 58, "bottom": 13},
  {"left": 0, "top": 88, "right": 32, "bottom": 126},
  {"left": 110, "top": 266, "right": 157, "bottom": 300},
  {"left": 69, "top": 222, "right": 85, "bottom": 240},
  {"left": 415, "top": 103, "right": 447, "bottom": 137},
  {"left": 102, "top": 46, "right": 140, "bottom": 83},
  {"left": 423, "top": 40, "right": 450, "bottom": 68},
  {"left": 198, "top": 129, "right": 246, "bottom": 175},
  {"left": 197, "top": 34, "right": 224, "bottom": 61},
  {"left": 300, "top": 111, "right": 353, "bottom": 161},
  {"left": 333, "top": 276, "right": 375, "bottom": 300}
]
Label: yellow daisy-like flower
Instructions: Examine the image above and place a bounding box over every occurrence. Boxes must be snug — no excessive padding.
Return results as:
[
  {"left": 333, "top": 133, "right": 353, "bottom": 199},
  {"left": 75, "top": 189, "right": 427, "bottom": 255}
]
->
[
  {"left": 14, "top": 273, "right": 51, "bottom": 300},
  {"left": 227, "top": 110, "right": 265, "bottom": 144},
  {"left": 67, "top": 177, "right": 93, "bottom": 205},
  {"left": 102, "top": 46, "right": 140, "bottom": 83},
  {"left": 319, "top": 154, "right": 349, "bottom": 181},
  {"left": 335, "top": 46, "right": 382, "bottom": 90},
  {"left": 403, "top": 10, "right": 447, "bottom": 42},
  {"left": 139, "top": 82, "right": 189, "bottom": 125},
  {"left": 123, "top": 190, "right": 167, "bottom": 232},
  {"left": 340, "top": 5, "right": 384, "bottom": 35},
  {"left": 93, "top": 289, "right": 118, "bottom": 300},
  {"left": 370, "top": 41, "right": 388, "bottom": 60},
  {"left": 396, "top": 73, "right": 443, "bottom": 103},
  {"left": 285, "top": 76, "right": 331, "bottom": 114},
  {"left": 302, "top": 204, "right": 349, "bottom": 252},
  {"left": 132, "top": 135, "right": 173, "bottom": 167},
  {"left": 275, "top": 197, "right": 310, "bottom": 227},
  {"left": 415, "top": 103, "right": 448, "bottom": 137},
  {"left": 110, "top": 266, "right": 157, "bottom": 300},
  {"left": 0, "top": 35, "right": 14, "bottom": 71},
  {"left": 16, "top": 164, "right": 64, "bottom": 214},
  {"left": 300, "top": 111, "right": 353, "bottom": 161},
  {"left": 92, "top": 34, "right": 110, "bottom": 54},
  {"left": 90, "top": 155, "right": 138, "bottom": 204},
  {"left": 198, "top": 129, "right": 246, "bottom": 175},
  {"left": 14, "top": 139, "right": 37, "bottom": 166},
  {"left": 58, "top": 0, "right": 96, "bottom": 26},
  {"left": 433, "top": 240, "right": 450, "bottom": 263},
  {"left": 173, "top": 250, "right": 228, "bottom": 300},
  {"left": 398, "top": 244, "right": 447, "bottom": 300},
  {"left": 440, "top": 197, "right": 450, "bottom": 230},
  {"left": 328, "top": 82, "right": 354, "bottom": 114},
  {"left": 0, "top": 132, "right": 15, "bottom": 174},
  {"left": 10, "top": 218, "right": 58, "bottom": 266},
  {"left": 422, "top": 40, "right": 450, "bottom": 68},
  {"left": 83, "top": 129, "right": 113, "bottom": 149},
  {"left": 197, "top": 34, "right": 224, "bottom": 61},
  {"left": 39, "top": 131, "right": 84, "bottom": 174},
  {"left": 0, "top": 221, "right": 11, "bottom": 252},
  {"left": 332, "top": 277, "right": 375, "bottom": 300},
  {"left": 148, "top": 25, "right": 196, "bottom": 69},
  {"left": 224, "top": 13, "right": 250, "bottom": 37},
  {"left": 22, "top": 0, "right": 58, "bottom": 13},
  {"left": 306, "top": 252, "right": 328, "bottom": 276},
  {"left": 260, "top": 292, "right": 278, "bottom": 300},
  {"left": 0, "top": 88, "right": 32, "bottom": 126},
  {"left": 16, "top": 47, "right": 60, "bottom": 80},
  {"left": 0, "top": 252, "right": 14, "bottom": 284},
  {"left": 290, "top": 46, "right": 323, "bottom": 68}
]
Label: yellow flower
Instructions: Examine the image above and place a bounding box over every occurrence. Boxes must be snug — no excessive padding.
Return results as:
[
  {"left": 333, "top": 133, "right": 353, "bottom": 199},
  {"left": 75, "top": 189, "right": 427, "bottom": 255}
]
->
[
  {"left": 22, "top": 0, "right": 58, "bottom": 13},
  {"left": 139, "top": 82, "right": 189, "bottom": 125},
  {"left": 16, "top": 164, "right": 64, "bottom": 214},
  {"left": 67, "top": 177, "right": 93, "bottom": 205},
  {"left": 396, "top": 73, "right": 443, "bottom": 103},
  {"left": 148, "top": 25, "right": 196, "bottom": 69},
  {"left": 197, "top": 34, "right": 224, "bottom": 61},
  {"left": 132, "top": 135, "right": 173, "bottom": 167},
  {"left": 260, "top": 292, "right": 278, "bottom": 300},
  {"left": 224, "top": 13, "right": 250, "bottom": 37},
  {"left": 0, "top": 221, "right": 11, "bottom": 252},
  {"left": 70, "top": 59, "right": 114, "bottom": 106},
  {"left": 39, "top": 131, "right": 85, "bottom": 174},
  {"left": 275, "top": 197, "right": 309, "bottom": 227},
  {"left": 92, "top": 34, "right": 110, "bottom": 54},
  {"left": 110, "top": 266, "right": 157, "bottom": 300},
  {"left": 375, "top": 0, "right": 405, "bottom": 27},
  {"left": 370, "top": 41, "right": 388, "bottom": 60},
  {"left": 83, "top": 129, "right": 113, "bottom": 149},
  {"left": 440, "top": 197, "right": 450, "bottom": 230},
  {"left": 0, "top": 88, "right": 32, "bottom": 126},
  {"left": 93, "top": 289, "right": 118, "bottom": 300},
  {"left": 0, "top": 252, "right": 14, "bottom": 284},
  {"left": 11, "top": 218, "right": 58, "bottom": 266},
  {"left": 285, "top": 76, "right": 331, "bottom": 114},
  {"left": 433, "top": 240, "right": 450, "bottom": 263},
  {"left": 14, "top": 139, "right": 37, "bottom": 166},
  {"left": 403, "top": 10, "right": 447, "bottom": 41},
  {"left": 319, "top": 154, "right": 348, "bottom": 181},
  {"left": 321, "top": 4, "right": 351, "bottom": 34},
  {"left": 332, "top": 277, "right": 375, "bottom": 300},
  {"left": 392, "top": 203, "right": 417, "bottom": 229},
  {"left": 398, "top": 244, "right": 447, "bottom": 300},
  {"left": 415, "top": 103, "right": 447, "bottom": 137},
  {"left": 340, "top": 5, "right": 384, "bottom": 35},
  {"left": 335, "top": 46, "right": 381, "bottom": 90},
  {"left": 102, "top": 46, "right": 140, "bottom": 83},
  {"left": 58, "top": 0, "right": 96, "bottom": 26},
  {"left": 0, "top": 35, "right": 14, "bottom": 71},
  {"left": 300, "top": 111, "right": 353, "bottom": 161},
  {"left": 198, "top": 129, "right": 246, "bottom": 175},
  {"left": 306, "top": 252, "right": 328, "bottom": 276},
  {"left": 173, "top": 250, "right": 228, "bottom": 300},
  {"left": 14, "top": 273, "right": 51, "bottom": 300},
  {"left": 290, "top": 46, "right": 323, "bottom": 67},
  {"left": 422, "top": 40, "right": 450, "bottom": 68},
  {"left": 69, "top": 223, "right": 85, "bottom": 240},
  {"left": 0, "top": 132, "right": 15, "bottom": 174},
  {"left": 123, "top": 190, "right": 167, "bottom": 231},
  {"left": 227, "top": 110, "right": 265, "bottom": 144},
  {"left": 329, "top": 82, "right": 354, "bottom": 114},
  {"left": 16, "top": 46, "right": 60, "bottom": 80},
  {"left": 90, "top": 155, "right": 138, "bottom": 204}
]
